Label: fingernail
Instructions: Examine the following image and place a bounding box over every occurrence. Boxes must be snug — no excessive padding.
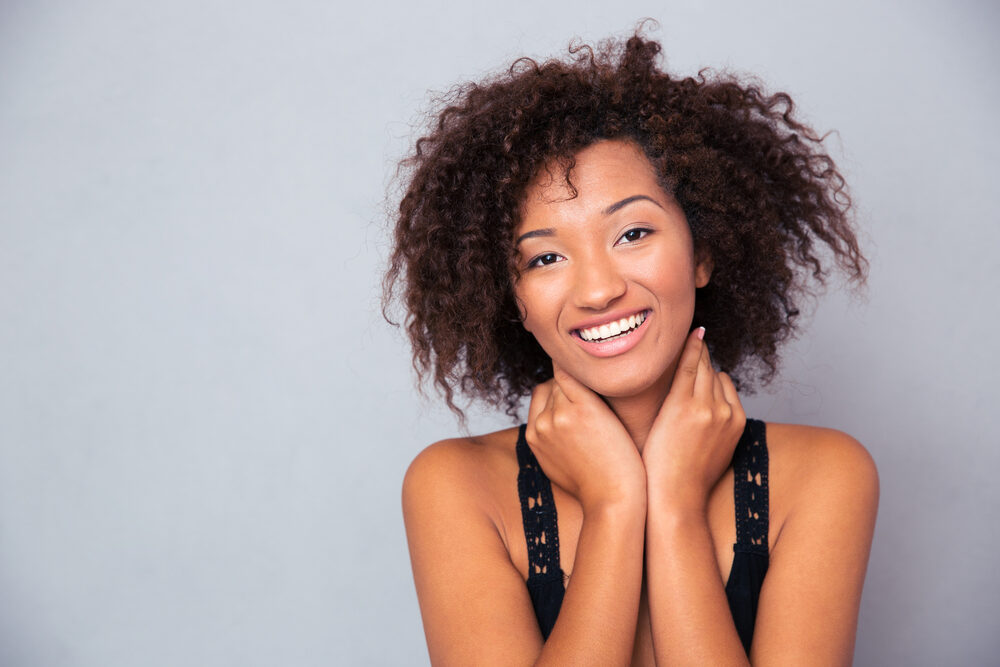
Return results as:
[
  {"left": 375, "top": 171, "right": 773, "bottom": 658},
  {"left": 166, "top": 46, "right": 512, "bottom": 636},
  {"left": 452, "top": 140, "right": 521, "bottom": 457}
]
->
[{"left": 696, "top": 326, "right": 705, "bottom": 340}]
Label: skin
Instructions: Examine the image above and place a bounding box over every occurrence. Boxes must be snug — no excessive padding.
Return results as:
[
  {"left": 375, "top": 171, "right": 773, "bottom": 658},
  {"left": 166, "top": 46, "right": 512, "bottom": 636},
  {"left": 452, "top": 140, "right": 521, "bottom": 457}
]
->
[{"left": 402, "top": 140, "right": 879, "bottom": 665}]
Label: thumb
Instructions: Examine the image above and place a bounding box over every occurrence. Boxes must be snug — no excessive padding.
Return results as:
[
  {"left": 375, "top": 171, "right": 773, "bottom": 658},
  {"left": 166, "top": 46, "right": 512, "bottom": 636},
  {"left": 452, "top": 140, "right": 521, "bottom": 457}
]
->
[
  {"left": 668, "top": 327, "right": 706, "bottom": 397},
  {"left": 551, "top": 362, "right": 592, "bottom": 403}
]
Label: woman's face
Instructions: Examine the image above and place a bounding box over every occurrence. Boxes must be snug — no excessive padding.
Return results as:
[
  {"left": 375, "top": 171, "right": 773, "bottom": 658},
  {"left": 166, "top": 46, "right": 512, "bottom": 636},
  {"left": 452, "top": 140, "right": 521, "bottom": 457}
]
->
[{"left": 513, "top": 140, "right": 711, "bottom": 398}]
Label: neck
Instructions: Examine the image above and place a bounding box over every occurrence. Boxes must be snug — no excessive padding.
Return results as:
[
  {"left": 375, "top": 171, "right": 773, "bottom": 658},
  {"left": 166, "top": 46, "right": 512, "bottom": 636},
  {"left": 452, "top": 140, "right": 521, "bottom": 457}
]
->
[{"left": 604, "top": 376, "right": 672, "bottom": 453}]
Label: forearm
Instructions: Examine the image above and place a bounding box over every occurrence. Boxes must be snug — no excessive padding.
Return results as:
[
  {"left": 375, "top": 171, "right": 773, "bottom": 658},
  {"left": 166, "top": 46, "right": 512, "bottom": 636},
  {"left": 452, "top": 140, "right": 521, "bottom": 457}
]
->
[
  {"left": 536, "top": 497, "right": 646, "bottom": 667},
  {"left": 644, "top": 491, "right": 750, "bottom": 666}
]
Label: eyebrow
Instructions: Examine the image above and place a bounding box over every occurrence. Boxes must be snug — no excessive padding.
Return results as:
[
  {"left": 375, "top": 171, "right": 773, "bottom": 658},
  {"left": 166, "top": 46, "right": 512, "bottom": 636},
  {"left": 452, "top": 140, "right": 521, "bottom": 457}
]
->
[
  {"left": 602, "top": 194, "right": 664, "bottom": 216},
  {"left": 515, "top": 194, "right": 664, "bottom": 246},
  {"left": 514, "top": 227, "right": 556, "bottom": 245}
]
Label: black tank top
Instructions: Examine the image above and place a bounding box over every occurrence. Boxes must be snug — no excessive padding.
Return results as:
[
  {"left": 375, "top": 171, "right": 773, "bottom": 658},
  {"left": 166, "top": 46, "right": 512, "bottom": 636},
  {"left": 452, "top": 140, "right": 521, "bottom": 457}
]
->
[{"left": 515, "top": 418, "right": 769, "bottom": 655}]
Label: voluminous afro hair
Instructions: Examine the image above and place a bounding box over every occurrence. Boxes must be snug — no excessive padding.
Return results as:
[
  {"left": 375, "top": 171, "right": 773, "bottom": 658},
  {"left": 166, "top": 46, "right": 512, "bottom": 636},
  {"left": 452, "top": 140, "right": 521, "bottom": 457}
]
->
[{"left": 384, "top": 29, "right": 866, "bottom": 419}]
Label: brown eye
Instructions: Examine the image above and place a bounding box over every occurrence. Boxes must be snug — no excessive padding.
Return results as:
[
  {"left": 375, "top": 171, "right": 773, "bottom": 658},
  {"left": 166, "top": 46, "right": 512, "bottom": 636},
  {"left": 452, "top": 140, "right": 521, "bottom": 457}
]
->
[
  {"left": 617, "top": 228, "right": 651, "bottom": 245},
  {"left": 529, "top": 252, "right": 563, "bottom": 268}
]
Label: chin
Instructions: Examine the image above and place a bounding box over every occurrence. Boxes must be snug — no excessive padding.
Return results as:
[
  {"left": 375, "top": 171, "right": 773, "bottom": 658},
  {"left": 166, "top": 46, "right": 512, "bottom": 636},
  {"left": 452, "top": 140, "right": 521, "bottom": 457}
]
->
[{"left": 577, "top": 366, "right": 670, "bottom": 400}]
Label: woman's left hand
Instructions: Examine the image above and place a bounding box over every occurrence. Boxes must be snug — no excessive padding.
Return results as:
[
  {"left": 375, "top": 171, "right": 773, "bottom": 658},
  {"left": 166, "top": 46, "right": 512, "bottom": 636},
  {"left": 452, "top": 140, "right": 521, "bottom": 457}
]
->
[{"left": 642, "top": 328, "right": 746, "bottom": 513}]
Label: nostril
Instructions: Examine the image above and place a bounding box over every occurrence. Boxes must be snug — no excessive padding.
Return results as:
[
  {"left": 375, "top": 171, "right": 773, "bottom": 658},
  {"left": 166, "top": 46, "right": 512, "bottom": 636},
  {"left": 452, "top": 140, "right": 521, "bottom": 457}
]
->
[{"left": 572, "top": 267, "right": 627, "bottom": 309}]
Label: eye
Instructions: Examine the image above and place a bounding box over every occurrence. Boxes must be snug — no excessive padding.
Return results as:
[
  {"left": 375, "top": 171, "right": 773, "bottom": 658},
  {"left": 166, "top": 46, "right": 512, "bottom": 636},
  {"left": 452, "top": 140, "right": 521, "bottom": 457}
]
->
[
  {"left": 616, "top": 227, "right": 651, "bottom": 245},
  {"left": 528, "top": 252, "right": 564, "bottom": 268}
]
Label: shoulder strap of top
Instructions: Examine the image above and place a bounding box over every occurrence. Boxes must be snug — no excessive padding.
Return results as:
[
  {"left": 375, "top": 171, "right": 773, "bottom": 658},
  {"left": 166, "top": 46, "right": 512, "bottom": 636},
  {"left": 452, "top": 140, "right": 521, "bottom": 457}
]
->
[
  {"left": 516, "top": 424, "right": 563, "bottom": 581},
  {"left": 733, "top": 418, "right": 769, "bottom": 554}
]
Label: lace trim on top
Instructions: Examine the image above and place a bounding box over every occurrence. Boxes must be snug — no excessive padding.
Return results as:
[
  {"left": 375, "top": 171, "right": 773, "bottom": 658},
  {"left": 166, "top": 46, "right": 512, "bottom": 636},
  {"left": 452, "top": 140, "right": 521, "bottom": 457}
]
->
[
  {"left": 515, "top": 424, "right": 564, "bottom": 582},
  {"left": 733, "top": 419, "right": 769, "bottom": 555}
]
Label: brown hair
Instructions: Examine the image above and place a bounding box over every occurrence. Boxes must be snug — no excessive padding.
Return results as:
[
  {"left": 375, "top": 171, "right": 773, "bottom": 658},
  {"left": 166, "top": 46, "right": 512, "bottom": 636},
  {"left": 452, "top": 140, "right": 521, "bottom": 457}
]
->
[{"left": 384, "top": 29, "right": 866, "bottom": 418}]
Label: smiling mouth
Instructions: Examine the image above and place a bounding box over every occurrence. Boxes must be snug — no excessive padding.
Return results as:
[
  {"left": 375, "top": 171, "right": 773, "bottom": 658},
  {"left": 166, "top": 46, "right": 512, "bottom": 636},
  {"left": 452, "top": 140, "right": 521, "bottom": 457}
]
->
[{"left": 574, "top": 310, "right": 649, "bottom": 342}]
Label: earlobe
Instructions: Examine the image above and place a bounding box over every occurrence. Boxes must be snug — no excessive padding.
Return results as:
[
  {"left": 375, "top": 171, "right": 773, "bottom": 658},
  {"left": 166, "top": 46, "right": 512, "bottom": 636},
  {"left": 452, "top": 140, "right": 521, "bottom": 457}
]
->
[
  {"left": 695, "top": 254, "right": 714, "bottom": 288},
  {"left": 514, "top": 298, "right": 532, "bottom": 332}
]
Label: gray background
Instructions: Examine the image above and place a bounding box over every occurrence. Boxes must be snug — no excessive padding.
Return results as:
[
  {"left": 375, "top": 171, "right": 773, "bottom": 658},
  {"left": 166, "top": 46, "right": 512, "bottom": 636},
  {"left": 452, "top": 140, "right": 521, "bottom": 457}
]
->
[{"left": 1, "top": 1, "right": 997, "bottom": 665}]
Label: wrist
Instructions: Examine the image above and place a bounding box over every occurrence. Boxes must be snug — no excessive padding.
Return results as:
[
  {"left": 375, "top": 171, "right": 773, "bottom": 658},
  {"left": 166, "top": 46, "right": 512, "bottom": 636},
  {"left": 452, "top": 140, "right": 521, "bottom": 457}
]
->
[
  {"left": 646, "top": 478, "right": 710, "bottom": 518},
  {"left": 580, "top": 486, "right": 647, "bottom": 520},
  {"left": 645, "top": 501, "right": 711, "bottom": 536}
]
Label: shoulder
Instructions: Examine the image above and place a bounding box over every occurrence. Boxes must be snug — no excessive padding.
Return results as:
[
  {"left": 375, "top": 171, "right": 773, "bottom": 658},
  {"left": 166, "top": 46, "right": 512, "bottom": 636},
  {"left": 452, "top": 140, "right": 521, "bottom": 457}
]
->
[
  {"left": 765, "top": 422, "right": 878, "bottom": 495},
  {"left": 764, "top": 422, "right": 879, "bottom": 542},
  {"left": 402, "top": 427, "right": 522, "bottom": 524},
  {"left": 749, "top": 423, "right": 880, "bottom": 661},
  {"left": 402, "top": 427, "right": 548, "bottom": 662}
]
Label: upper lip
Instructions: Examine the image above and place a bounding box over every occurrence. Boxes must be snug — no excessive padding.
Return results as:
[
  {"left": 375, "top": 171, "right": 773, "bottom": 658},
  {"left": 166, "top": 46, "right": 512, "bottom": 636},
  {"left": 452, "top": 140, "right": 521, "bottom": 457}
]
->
[{"left": 569, "top": 308, "right": 650, "bottom": 333}]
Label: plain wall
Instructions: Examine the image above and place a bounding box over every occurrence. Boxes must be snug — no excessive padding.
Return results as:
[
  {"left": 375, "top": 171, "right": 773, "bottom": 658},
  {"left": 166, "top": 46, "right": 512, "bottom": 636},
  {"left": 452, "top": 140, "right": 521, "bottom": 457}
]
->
[{"left": 1, "top": 1, "right": 998, "bottom": 664}]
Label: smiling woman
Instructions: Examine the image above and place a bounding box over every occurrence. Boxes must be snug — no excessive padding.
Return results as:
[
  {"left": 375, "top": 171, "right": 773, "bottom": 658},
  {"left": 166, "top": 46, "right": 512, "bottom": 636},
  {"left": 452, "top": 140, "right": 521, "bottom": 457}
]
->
[
  {"left": 514, "top": 141, "right": 709, "bottom": 399},
  {"left": 385, "top": 28, "right": 878, "bottom": 666}
]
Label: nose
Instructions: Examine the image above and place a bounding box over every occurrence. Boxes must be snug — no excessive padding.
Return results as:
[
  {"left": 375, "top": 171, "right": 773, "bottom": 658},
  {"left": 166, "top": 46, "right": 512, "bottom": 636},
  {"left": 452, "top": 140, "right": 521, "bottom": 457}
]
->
[{"left": 571, "top": 252, "right": 627, "bottom": 310}]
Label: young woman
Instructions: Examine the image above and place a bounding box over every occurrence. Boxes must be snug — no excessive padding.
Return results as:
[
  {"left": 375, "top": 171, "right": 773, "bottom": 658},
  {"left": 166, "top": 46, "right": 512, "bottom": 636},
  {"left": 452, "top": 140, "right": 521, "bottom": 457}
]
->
[{"left": 386, "top": 31, "right": 878, "bottom": 666}]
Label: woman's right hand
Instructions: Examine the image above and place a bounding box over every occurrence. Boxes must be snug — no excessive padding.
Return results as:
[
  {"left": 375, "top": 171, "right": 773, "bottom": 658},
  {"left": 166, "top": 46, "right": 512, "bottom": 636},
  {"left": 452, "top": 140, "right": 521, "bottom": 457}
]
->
[{"left": 525, "top": 363, "right": 647, "bottom": 512}]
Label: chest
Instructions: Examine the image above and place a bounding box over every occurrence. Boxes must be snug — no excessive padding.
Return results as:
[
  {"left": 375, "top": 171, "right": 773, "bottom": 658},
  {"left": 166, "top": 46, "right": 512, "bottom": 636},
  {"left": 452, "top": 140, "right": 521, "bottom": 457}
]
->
[
  {"left": 501, "top": 469, "right": 746, "bottom": 666},
  {"left": 488, "top": 419, "right": 792, "bottom": 663},
  {"left": 507, "top": 468, "right": 740, "bottom": 585}
]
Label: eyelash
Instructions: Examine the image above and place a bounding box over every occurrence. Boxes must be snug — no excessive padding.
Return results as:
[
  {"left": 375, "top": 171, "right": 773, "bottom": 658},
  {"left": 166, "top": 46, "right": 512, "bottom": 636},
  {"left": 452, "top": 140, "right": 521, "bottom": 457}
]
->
[
  {"left": 525, "top": 228, "right": 653, "bottom": 268},
  {"left": 527, "top": 252, "right": 563, "bottom": 268},
  {"left": 616, "top": 227, "right": 652, "bottom": 245}
]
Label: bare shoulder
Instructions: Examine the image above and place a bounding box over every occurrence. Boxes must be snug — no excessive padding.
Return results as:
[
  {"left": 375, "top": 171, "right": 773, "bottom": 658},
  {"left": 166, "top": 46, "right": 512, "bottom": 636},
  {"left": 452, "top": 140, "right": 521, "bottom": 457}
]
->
[
  {"left": 764, "top": 422, "right": 879, "bottom": 539},
  {"left": 751, "top": 427, "right": 880, "bottom": 662},
  {"left": 766, "top": 422, "right": 878, "bottom": 491},
  {"left": 402, "top": 427, "right": 521, "bottom": 524},
  {"left": 401, "top": 427, "right": 545, "bottom": 663}
]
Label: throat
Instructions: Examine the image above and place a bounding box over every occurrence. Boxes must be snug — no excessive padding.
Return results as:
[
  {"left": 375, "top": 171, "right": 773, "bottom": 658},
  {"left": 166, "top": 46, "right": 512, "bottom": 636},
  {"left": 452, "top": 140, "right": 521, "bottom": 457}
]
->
[{"left": 604, "top": 382, "right": 670, "bottom": 453}]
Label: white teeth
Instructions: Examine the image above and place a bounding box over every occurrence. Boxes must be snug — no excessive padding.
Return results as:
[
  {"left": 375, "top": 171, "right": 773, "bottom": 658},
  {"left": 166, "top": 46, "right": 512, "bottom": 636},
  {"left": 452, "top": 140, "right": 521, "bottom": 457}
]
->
[{"left": 578, "top": 311, "right": 647, "bottom": 342}]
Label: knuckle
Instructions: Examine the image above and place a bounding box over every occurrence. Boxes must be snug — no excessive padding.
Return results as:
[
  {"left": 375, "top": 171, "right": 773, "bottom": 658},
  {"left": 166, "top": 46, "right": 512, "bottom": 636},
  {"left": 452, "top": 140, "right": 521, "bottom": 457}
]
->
[
  {"left": 691, "top": 405, "right": 713, "bottom": 423},
  {"left": 534, "top": 414, "right": 552, "bottom": 436},
  {"left": 552, "top": 410, "right": 574, "bottom": 430}
]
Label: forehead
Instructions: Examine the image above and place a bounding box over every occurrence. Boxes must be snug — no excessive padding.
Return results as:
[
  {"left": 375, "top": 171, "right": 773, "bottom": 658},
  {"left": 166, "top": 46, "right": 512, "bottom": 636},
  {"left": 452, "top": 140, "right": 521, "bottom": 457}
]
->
[{"left": 518, "top": 140, "right": 665, "bottom": 225}]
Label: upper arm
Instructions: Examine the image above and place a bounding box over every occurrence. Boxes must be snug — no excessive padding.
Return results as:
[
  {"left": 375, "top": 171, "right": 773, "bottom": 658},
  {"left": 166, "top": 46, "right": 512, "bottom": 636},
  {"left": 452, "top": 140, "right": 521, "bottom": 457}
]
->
[
  {"left": 751, "top": 428, "right": 879, "bottom": 666},
  {"left": 402, "top": 440, "right": 544, "bottom": 666}
]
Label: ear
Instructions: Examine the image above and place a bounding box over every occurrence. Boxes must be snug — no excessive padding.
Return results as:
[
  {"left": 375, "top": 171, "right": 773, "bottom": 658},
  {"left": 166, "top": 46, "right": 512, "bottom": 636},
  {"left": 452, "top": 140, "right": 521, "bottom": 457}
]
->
[
  {"left": 514, "top": 296, "right": 532, "bottom": 332},
  {"left": 694, "top": 250, "right": 714, "bottom": 288}
]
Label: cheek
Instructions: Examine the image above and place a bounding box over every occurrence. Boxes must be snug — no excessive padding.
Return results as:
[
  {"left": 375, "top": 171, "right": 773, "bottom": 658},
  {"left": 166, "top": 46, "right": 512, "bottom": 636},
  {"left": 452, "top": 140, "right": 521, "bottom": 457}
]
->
[
  {"left": 635, "top": 257, "right": 698, "bottom": 301},
  {"left": 513, "top": 284, "right": 544, "bottom": 335},
  {"left": 633, "top": 258, "right": 698, "bottom": 327},
  {"left": 514, "top": 281, "right": 564, "bottom": 348}
]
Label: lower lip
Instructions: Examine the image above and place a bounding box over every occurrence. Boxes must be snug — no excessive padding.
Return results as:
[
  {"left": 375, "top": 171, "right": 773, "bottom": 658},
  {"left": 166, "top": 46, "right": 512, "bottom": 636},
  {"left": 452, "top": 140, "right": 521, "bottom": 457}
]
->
[{"left": 572, "top": 312, "right": 651, "bottom": 358}]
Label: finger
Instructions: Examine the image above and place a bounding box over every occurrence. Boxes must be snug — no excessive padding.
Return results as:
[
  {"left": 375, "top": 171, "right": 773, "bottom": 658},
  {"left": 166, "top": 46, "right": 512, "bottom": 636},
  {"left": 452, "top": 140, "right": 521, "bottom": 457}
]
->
[
  {"left": 551, "top": 362, "right": 594, "bottom": 404},
  {"left": 718, "top": 372, "right": 744, "bottom": 418},
  {"left": 548, "top": 379, "right": 568, "bottom": 410},
  {"left": 527, "top": 380, "right": 553, "bottom": 427},
  {"left": 669, "top": 327, "right": 706, "bottom": 396},
  {"left": 693, "top": 334, "right": 716, "bottom": 399},
  {"left": 712, "top": 371, "right": 726, "bottom": 404}
]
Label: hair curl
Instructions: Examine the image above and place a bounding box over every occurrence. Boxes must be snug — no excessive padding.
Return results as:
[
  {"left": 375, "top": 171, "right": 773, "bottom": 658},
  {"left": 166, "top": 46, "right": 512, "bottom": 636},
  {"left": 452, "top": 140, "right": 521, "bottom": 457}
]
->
[{"left": 384, "top": 29, "right": 867, "bottom": 419}]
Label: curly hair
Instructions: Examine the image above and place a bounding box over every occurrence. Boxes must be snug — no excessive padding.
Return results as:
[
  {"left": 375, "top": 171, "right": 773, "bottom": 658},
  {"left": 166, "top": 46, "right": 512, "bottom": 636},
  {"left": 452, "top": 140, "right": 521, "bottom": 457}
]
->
[{"left": 384, "top": 29, "right": 867, "bottom": 419}]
